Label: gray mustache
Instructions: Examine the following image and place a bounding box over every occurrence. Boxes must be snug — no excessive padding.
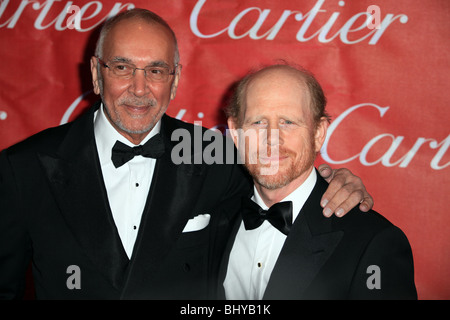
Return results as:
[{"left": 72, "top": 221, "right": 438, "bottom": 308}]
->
[{"left": 119, "top": 97, "right": 157, "bottom": 107}]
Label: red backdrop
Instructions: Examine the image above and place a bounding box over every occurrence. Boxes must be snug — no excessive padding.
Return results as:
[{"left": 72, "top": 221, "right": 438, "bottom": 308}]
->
[{"left": 0, "top": 0, "right": 448, "bottom": 299}]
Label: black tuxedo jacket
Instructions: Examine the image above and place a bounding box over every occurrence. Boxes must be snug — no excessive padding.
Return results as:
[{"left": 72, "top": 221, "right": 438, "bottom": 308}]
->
[
  {"left": 219, "top": 171, "right": 417, "bottom": 299},
  {"left": 0, "top": 101, "right": 251, "bottom": 299}
]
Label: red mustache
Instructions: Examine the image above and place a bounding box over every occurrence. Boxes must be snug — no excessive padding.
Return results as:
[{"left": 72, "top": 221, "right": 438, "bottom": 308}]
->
[{"left": 250, "top": 146, "right": 294, "bottom": 161}]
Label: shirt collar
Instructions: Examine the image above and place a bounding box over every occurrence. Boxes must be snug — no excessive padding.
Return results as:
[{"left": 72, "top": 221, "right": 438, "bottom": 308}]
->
[
  {"left": 94, "top": 103, "right": 161, "bottom": 166},
  {"left": 252, "top": 167, "right": 317, "bottom": 223}
]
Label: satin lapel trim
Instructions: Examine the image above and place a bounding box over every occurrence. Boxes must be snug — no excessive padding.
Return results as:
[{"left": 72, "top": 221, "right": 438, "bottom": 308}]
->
[
  {"left": 263, "top": 174, "right": 344, "bottom": 300},
  {"left": 37, "top": 106, "right": 129, "bottom": 291},
  {"left": 263, "top": 217, "right": 343, "bottom": 299},
  {"left": 217, "top": 215, "right": 243, "bottom": 299}
]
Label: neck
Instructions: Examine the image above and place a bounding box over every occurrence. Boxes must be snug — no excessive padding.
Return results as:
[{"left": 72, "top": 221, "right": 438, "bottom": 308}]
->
[
  {"left": 254, "top": 167, "right": 314, "bottom": 207},
  {"left": 120, "top": 131, "right": 150, "bottom": 146}
]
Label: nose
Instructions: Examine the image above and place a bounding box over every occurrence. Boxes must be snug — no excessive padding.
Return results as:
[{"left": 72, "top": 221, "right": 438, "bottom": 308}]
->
[
  {"left": 129, "top": 68, "right": 149, "bottom": 97},
  {"left": 265, "top": 124, "right": 281, "bottom": 147}
]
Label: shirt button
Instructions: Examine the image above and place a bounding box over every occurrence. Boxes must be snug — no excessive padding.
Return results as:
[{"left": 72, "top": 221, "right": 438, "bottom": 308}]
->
[
  {"left": 135, "top": 183, "right": 139, "bottom": 187},
  {"left": 133, "top": 225, "right": 137, "bottom": 230},
  {"left": 257, "top": 262, "right": 262, "bottom": 268}
]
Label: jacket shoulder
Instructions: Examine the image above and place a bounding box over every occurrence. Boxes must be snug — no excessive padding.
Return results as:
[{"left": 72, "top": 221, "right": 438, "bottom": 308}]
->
[
  {"left": 332, "top": 204, "right": 394, "bottom": 237},
  {"left": 311, "top": 174, "right": 396, "bottom": 236},
  {"left": 3, "top": 122, "right": 73, "bottom": 157},
  {"left": 3, "top": 104, "right": 97, "bottom": 158}
]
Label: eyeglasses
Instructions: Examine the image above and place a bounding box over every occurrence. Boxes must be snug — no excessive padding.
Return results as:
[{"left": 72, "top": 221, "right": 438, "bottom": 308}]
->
[{"left": 96, "top": 57, "right": 178, "bottom": 83}]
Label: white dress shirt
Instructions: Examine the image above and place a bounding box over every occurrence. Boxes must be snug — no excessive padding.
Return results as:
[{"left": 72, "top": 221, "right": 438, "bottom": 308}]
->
[
  {"left": 224, "top": 168, "right": 317, "bottom": 300},
  {"left": 94, "top": 105, "right": 160, "bottom": 258}
]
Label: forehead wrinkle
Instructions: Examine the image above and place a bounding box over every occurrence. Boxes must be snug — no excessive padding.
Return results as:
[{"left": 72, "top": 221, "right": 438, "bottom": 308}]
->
[{"left": 244, "top": 69, "right": 313, "bottom": 125}]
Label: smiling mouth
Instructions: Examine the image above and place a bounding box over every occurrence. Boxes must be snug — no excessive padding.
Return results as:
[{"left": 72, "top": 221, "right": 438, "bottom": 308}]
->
[
  {"left": 258, "top": 153, "right": 290, "bottom": 164},
  {"left": 123, "top": 104, "right": 152, "bottom": 114},
  {"left": 260, "top": 156, "right": 283, "bottom": 162}
]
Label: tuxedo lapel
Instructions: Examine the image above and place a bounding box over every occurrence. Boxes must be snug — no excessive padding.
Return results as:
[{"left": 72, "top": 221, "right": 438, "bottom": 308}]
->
[
  {"left": 217, "top": 212, "right": 243, "bottom": 299},
  {"left": 263, "top": 173, "right": 343, "bottom": 299},
  {"left": 121, "top": 115, "right": 209, "bottom": 297},
  {"left": 38, "top": 102, "right": 129, "bottom": 290}
]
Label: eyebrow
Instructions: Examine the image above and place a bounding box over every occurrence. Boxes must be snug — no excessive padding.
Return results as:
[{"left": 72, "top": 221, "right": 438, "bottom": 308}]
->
[
  {"left": 110, "top": 56, "right": 132, "bottom": 63},
  {"left": 243, "top": 114, "right": 308, "bottom": 125},
  {"left": 110, "top": 57, "right": 171, "bottom": 68},
  {"left": 280, "top": 114, "right": 308, "bottom": 124},
  {"left": 148, "top": 60, "right": 171, "bottom": 68},
  {"left": 243, "top": 114, "right": 264, "bottom": 124}
]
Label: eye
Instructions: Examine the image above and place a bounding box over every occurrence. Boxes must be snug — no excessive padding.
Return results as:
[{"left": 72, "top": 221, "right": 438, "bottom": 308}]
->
[
  {"left": 281, "top": 119, "right": 294, "bottom": 125},
  {"left": 244, "top": 118, "right": 267, "bottom": 127},
  {"left": 112, "top": 63, "right": 132, "bottom": 73},
  {"left": 149, "top": 67, "right": 166, "bottom": 75},
  {"left": 253, "top": 119, "right": 268, "bottom": 126}
]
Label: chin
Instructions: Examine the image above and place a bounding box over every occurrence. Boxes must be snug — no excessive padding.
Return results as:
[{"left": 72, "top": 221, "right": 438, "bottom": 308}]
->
[
  {"left": 246, "top": 164, "right": 292, "bottom": 189},
  {"left": 116, "top": 117, "right": 156, "bottom": 134},
  {"left": 255, "top": 178, "right": 291, "bottom": 190}
]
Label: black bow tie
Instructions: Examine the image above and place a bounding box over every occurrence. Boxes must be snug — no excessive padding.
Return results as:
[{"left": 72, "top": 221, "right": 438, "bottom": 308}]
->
[
  {"left": 111, "top": 134, "right": 165, "bottom": 168},
  {"left": 241, "top": 197, "right": 293, "bottom": 236}
]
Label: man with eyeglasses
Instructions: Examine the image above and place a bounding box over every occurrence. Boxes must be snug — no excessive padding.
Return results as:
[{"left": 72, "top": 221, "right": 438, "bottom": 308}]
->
[{"left": 0, "top": 9, "right": 373, "bottom": 299}]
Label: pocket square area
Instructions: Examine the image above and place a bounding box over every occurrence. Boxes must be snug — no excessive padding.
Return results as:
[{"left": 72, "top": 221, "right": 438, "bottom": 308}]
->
[{"left": 182, "top": 214, "right": 211, "bottom": 232}]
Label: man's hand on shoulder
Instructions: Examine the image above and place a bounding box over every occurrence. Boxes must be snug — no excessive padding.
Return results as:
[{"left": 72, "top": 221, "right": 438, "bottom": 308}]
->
[{"left": 318, "top": 163, "right": 374, "bottom": 218}]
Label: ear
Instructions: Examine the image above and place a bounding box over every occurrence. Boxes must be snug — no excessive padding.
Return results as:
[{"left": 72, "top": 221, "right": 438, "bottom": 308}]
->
[
  {"left": 227, "top": 117, "right": 240, "bottom": 149},
  {"left": 170, "top": 65, "right": 182, "bottom": 100},
  {"left": 314, "top": 117, "right": 329, "bottom": 153},
  {"left": 90, "top": 56, "right": 101, "bottom": 95}
]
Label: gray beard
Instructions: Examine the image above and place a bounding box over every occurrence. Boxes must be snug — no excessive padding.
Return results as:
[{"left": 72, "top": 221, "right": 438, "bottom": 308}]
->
[{"left": 98, "top": 75, "right": 157, "bottom": 135}]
